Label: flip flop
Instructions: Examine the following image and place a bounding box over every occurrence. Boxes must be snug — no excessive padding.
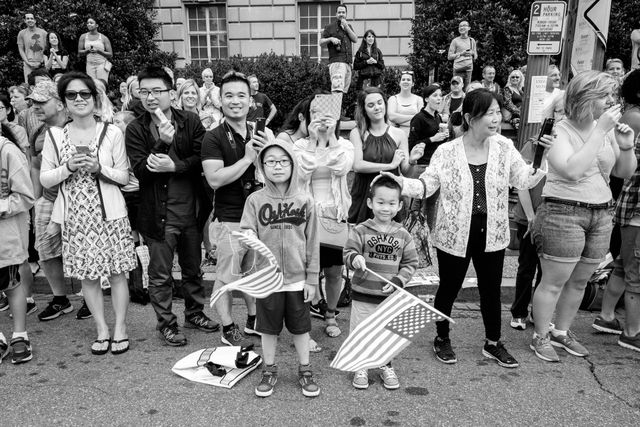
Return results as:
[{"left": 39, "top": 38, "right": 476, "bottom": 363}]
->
[
  {"left": 110, "top": 338, "right": 130, "bottom": 355},
  {"left": 309, "top": 338, "right": 322, "bottom": 353},
  {"left": 91, "top": 337, "right": 111, "bottom": 355}
]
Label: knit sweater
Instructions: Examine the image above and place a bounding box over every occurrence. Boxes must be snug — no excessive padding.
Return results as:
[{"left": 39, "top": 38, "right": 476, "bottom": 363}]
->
[{"left": 344, "top": 219, "right": 418, "bottom": 304}]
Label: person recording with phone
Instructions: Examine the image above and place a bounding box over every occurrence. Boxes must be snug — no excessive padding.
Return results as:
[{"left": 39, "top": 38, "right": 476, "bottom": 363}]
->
[
  {"left": 530, "top": 71, "right": 637, "bottom": 363},
  {"left": 202, "top": 70, "right": 276, "bottom": 348},
  {"left": 126, "top": 66, "right": 217, "bottom": 347},
  {"left": 320, "top": 4, "right": 357, "bottom": 95}
]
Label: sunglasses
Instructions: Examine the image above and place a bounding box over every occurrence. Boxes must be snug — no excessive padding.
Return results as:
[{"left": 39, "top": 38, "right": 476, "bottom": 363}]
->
[
  {"left": 401, "top": 70, "right": 414, "bottom": 75},
  {"left": 64, "top": 90, "right": 92, "bottom": 101}
]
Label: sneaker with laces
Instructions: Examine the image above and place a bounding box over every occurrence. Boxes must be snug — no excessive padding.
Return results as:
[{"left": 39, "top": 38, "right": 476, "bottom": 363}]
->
[
  {"left": 221, "top": 324, "right": 252, "bottom": 347},
  {"left": 379, "top": 364, "right": 400, "bottom": 389},
  {"left": 10, "top": 337, "right": 32, "bottom": 364},
  {"left": 298, "top": 366, "right": 320, "bottom": 397},
  {"left": 433, "top": 336, "right": 457, "bottom": 364},
  {"left": 530, "top": 334, "right": 560, "bottom": 362},
  {"left": 482, "top": 341, "right": 519, "bottom": 368},
  {"left": 255, "top": 365, "right": 278, "bottom": 397},
  {"left": 0, "top": 293, "right": 8, "bottom": 312},
  {"left": 184, "top": 312, "right": 220, "bottom": 332},
  {"left": 618, "top": 332, "right": 640, "bottom": 352},
  {"left": 592, "top": 315, "right": 623, "bottom": 335},
  {"left": 310, "top": 299, "right": 327, "bottom": 319},
  {"left": 352, "top": 369, "right": 369, "bottom": 389},
  {"left": 244, "top": 317, "right": 261, "bottom": 336},
  {"left": 38, "top": 300, "right": 73, "bottom": 321},
  {"left": 159, "top": 325, "right": 187, "bottom": 346},
  {"left": 76, "top": 300, "right": 92, "bottom": 320},
  {"left": 510, "top": 317, "right": 527, "bottom": 330},
  {"left": 550, "top": 331, "right": 589, "bottom": 357}
]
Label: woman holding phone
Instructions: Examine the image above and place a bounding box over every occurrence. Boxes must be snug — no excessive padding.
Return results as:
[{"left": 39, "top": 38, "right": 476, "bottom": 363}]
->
[
  {"left": 40, "top": 72, "right": 136, "bottom": 356},
  {"left": 292, "top": 94, "right": 354, "bottom": 338},
  {"left": 78, "top": 18, "right": 113, "bottom": 82}
]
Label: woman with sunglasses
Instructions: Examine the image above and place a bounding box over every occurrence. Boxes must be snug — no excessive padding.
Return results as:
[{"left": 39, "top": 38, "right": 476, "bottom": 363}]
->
[
  {"left": 353, "top": 30, "right": 385, "bottom": 91},
  {"left": 349, "top": 87, "right": 421, "bottom": 224},
  {"left": 502, "top": 70, "right": 524, "bottom": 130},
  {"left": 388, "top": 71, "right": 423, "bottom": 136},
  {"left": 40, "top": 72, "right": 136, "bottom": 356},
  {"left": 530, "top": 71, "right": 636, "bottom": 362}
]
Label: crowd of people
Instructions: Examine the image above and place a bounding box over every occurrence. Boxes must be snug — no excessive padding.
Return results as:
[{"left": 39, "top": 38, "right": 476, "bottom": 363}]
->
[{"left": 2, "top": 7, "right": 640, "bottom": 400}]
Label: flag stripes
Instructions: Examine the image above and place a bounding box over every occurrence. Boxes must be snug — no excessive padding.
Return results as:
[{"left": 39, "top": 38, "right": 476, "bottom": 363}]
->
[{"left": 210, "top": 262, "right": 284, "bottom": 307}]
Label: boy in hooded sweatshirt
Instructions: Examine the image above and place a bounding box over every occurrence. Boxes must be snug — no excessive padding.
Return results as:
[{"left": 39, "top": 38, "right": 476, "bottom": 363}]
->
[
  {"left": 239, "top": 140, "right": 320, "bottom": 398},
  {"left": 343, "top": 174, "right": 418, "bottom": 390},
  {"left": 0, "top": 134, "right": 35, "bottom": 364}
]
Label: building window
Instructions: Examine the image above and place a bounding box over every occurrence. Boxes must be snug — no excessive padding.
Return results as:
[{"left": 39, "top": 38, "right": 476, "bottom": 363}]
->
[
  {"left": 299, "top": 2, "right": 339, "bottom": 61},
  {"left": 187, "top": 4, "right": 228, "bottom": 65}
]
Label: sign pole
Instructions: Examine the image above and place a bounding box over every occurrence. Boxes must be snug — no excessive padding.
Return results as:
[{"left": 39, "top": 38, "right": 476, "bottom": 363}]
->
[{"left": 559, "top": 0, "right": 578, "bottom": 87}]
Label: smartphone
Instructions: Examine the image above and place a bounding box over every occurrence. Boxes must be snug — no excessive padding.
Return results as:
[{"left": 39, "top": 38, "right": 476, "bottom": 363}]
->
[
  {"left": 75, "top": 145, "right": 91, "bottom": 155},
  {"left": 533, "top": 118, "right": 555, "bottom": 170},
  {"left": 255, "top": 117, "right": 266, "bottom": 134}
]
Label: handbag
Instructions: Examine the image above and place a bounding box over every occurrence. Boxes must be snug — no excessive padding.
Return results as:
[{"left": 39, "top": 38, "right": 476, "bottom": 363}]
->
[
  {"left": 318, "top": 206, "right": 349, "bottom": 249},
  {"left": 104, "top": 60, "right": 113, "bottom": 72},
  {"left": 402, "top": 178, "right": 432, "bottom": 268}
]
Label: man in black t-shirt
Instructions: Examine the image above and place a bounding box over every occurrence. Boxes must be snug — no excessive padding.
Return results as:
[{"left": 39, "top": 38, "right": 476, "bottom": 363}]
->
[
  {"left": 202, "top": 71, "right": 275, "bottom": 346},
  {"left": 246, "top": 74, "right": 277, "bottom": 126},
  {"left": 320, "top": 4, "right": 357, "bottom": 94}
]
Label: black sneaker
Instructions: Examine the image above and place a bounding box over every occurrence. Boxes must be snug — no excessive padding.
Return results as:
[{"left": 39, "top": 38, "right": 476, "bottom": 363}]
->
[
  {"left": 482, "top": 341, "right": 519, "bottom": 368},
  {"left": 0, "top": 293, "right": 8, "bottom": 312},
  {"left": 76, "top": 300, "right": 92, "bottom": 320},
  {"left": 310, "top": 299, "right": 327, "bottom": 319},
  {"left": 433, "top": 336, "right": 457, "bottom": 364},
  {"left": 221, "top": 324, "right": 251, "bottom": 347},
  {"left": 244, "top": 317, "right": 260, "bottom": 336},
  {"left": 38, "top": 299, "right": 73, "bottom": 321},
  {"left": 184, "top": 312, "right": 220, "bottom": 332},
  {"left": 255, "top": 365, "right": 278, "bottom": 397},
  {"left": 159, "top": 325, "right": 187, "bottom": 346}
]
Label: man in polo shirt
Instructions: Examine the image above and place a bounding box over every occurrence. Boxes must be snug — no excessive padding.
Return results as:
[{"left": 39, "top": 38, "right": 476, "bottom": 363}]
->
[
  {"left": 202, "top": 71, "right": 275, "bottom": 346},
  {"left": 126, "top": 66, "right": 218, "bottom": 347},
  {"left": 320, "top": 4, "right": 357, "bottom": 95}
]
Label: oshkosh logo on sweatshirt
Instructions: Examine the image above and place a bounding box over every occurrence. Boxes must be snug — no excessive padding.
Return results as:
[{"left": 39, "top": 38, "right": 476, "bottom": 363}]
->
[
  {"left": 366, "top": 234, "right": 400, "bottom": 261},
  {"left": 258, "top": 202, "right": 307, "bottom": 228}
]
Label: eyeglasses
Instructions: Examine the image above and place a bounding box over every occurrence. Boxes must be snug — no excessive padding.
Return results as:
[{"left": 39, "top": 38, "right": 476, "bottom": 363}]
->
[
  {"left": 64, "top": 90, "right": 92, "bottom": 101},
  {"left": 263, "top": 159, "right": 291, "bottom": 168},
  {"left": 138, "top": 88, "right": 171, "bottom": 98},
  {"left": 510, "top": 75, "right": 520, "bottom": 79}
]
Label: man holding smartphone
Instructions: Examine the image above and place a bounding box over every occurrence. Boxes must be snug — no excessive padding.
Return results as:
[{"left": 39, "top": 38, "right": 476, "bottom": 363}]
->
[
  {"left": 320, "top": 4, "right": 357, "bottom": 95},
  {"left": 126, "top": 66, "right": 218, "bottom": 347}
]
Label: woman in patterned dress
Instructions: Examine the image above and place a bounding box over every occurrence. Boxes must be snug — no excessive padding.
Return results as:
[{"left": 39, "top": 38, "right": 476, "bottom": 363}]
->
[{"left": 40, "top": 72, "right": 136, "bottom": 356}]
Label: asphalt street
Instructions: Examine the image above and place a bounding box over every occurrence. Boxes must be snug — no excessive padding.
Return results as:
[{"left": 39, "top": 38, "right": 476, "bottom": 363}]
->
[{"left": 1, "top": 289, "right": 639, "bottom": 426}]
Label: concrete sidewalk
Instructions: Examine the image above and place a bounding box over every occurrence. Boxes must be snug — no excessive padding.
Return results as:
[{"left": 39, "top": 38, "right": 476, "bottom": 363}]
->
[{"left": 1, "top": 291, "right": 638, "bottom": 426}]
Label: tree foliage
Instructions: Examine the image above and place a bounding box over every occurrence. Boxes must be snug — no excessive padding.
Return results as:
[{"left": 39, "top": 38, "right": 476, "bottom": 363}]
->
[
  {"left": 409, "top": 0, "right": 640, "bottom": 89},
  {"left": 0, "top": 0, "right": 176, "bottom": 87}
]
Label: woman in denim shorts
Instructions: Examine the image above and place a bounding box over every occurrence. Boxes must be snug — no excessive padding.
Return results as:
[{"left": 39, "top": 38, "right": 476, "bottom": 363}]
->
[{"left": 530, "top": 71, "right": 637, "bottom": 362}]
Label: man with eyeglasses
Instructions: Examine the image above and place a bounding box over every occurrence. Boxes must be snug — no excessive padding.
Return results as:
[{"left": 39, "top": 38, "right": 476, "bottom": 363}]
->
[
  {"left": 320, "top": 4, "right": 357, "bottom": 95},
  {"left": 448, "top": 20, "right": 478, "bottom": 90},
  {"left": 202, "top": 71, "right": 275, "bottom": 347},
  {"left": 126, "top": 66, "right": 218, "bottom": 347}
]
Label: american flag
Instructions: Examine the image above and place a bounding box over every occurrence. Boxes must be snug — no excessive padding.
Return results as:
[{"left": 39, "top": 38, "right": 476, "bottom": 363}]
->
[
  {"left": 209, "top": 232, "right": 284, "bottom": 307},
  {"left": 330, "top": 289, "right": 446, "bottom": 372}
]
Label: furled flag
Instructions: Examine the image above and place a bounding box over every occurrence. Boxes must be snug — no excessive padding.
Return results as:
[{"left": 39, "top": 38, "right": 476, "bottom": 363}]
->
[
  {"left": 330, "top": 288, "right": 448, "bottom": 372},
  {"left": 209, "top": 231, "right": 284, "bottom": 307}
]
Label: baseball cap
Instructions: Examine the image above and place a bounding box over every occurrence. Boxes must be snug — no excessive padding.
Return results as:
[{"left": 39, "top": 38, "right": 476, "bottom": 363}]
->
[
  {"left": 27, "top": 81, "right": 60, "bottom": 103},
  {"left": 450, "top": 76, "right": 463, "bottom": 85}
]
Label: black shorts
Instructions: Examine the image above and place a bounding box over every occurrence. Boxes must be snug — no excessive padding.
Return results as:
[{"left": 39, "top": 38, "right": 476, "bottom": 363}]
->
[
  {"left": 256, "top": 290, "right": 311, "bottom": 335},
  {"left": 320, "top": 245, "right": 343, "bottom": 269},
  {"left": 0, "top": 265, "right": 21, "bottom": 292},
  {"left": 123, "top": 191, "right": 140, "bottom": 231}
]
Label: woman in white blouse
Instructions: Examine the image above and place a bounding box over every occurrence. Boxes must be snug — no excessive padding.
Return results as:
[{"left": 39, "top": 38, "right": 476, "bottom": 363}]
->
[{"left": 386, "top": 89, "right": 551, "bottom": 369}]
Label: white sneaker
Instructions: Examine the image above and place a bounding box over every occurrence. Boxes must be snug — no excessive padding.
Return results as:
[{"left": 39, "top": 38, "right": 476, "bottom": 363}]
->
[
  {"left": 379, "top": 364, "right": 400, "bottom": 390},
  {"left": 510, "top": 317, "right": 527, "bottom": 330},
  {"left": 352, "top": 369, "right": 369, "bottom": 389}
]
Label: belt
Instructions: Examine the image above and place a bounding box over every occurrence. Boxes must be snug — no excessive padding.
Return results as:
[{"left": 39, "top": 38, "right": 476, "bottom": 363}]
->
[{"left": 544, "top": 197, "right": 611, "bottom": 210}]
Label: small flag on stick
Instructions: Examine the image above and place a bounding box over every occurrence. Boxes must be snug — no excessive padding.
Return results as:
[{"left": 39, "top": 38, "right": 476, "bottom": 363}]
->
[{"left": 209, "top": 232, "right": 284, "bottom": 307}]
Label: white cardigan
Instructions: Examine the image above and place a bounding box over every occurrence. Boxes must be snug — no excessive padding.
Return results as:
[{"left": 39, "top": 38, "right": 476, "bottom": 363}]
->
[
  {"left": 40, "top": 122, "right": 129, "bottom": 226},
  {"left": 403, "top": 135, "right": 546, "bottom": 257}
]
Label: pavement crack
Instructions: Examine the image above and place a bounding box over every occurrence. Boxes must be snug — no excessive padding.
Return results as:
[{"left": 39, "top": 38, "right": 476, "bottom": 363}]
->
[{"left": 585, "top": 357, "right": 639, "bottom": 409}]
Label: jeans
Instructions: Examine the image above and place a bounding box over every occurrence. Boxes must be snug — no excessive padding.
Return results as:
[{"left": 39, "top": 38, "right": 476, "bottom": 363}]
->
[
  {"left": 434, "top": 215, "right": 505, "bottom": 341},
  {"left": 453, "top": 68, "right": 473, "bottom": 91},
  {"left": 145, "top": 223, "right": 205, "bottom": 330},
  {"left": 510, "top": 223, "right": 541, "bottom": 318}
]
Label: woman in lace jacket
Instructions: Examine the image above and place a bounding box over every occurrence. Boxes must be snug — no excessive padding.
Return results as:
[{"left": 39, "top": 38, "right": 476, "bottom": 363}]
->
[{"left": 387, "top": 89, "right": 551, "bottom": 369}]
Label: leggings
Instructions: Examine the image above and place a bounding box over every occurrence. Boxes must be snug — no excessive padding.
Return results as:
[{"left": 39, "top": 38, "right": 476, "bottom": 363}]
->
[{"left": 434, "top": 215, "right": 505, "bottom": 341}]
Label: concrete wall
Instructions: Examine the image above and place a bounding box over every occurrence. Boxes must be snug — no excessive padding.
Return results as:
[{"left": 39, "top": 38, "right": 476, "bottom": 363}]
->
[{"left": 154, "top": 0, "right": 414, "bottom": 68}]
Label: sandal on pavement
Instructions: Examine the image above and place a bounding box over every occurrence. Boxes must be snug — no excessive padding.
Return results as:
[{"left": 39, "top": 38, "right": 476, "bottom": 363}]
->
[
  {"left": 91, "top": 337, "right": 111, "bottom": 355},
  {"left": 325, "top": 318, "right": 341, "bottom": 338},
  {"left": 111, "top": 339, "right": 130, "bottom": 355},
  {"left": 309, "top": 338, "right": 322, "bottom": 353}
]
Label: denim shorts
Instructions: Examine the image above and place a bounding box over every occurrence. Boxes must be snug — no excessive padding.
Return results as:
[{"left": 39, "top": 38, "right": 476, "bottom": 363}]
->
[
  {"left": 611, "top": 225, "right": 640, "bottom": 294},
  {"left": 532, "top": 201, "right": 612, "bottom": 263}
]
